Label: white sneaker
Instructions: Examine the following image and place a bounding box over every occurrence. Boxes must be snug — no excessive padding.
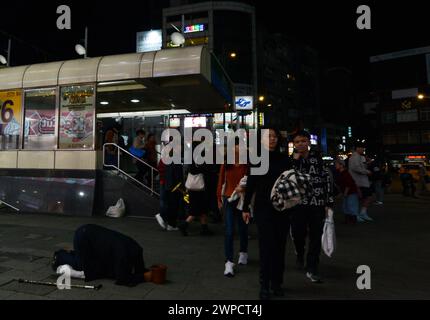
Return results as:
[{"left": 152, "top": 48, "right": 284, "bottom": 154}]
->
[
  {"left": 224, "top": 261, "right": 235, "bottom": 277},
  {"left": 361, "top": 213, "right": 374, "bottom": 221},
  {"left": 166, "top": 225, "right": 179, "bottom": 231},
  {"left": 238, "top": 252, "right": 248, "bottom": 265},
  {"left": 56, "top": 264, "right": 85, "bottom": 279},
  {"left": 155, "top": 213, "right": 167, "bottom": 230}
]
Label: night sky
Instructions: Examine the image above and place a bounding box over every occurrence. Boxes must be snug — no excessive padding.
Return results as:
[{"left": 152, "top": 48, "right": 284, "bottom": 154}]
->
[{"left": 1, "top": 0, "right": 429, "bottom": 91}]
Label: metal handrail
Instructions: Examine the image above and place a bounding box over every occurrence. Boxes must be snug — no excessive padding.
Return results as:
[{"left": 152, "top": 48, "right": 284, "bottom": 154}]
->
[
  {"left": 0, "top": 200, "right": 20, "bottom": 212},
  {"left": 103, "top": 143, "right": 159, "bottom": 197}
]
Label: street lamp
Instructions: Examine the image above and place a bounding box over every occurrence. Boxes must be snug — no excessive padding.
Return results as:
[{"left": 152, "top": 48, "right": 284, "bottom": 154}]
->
[
  {"left": 0, "top": 39, "right": 11, "bottom": 66},
  {"left": 75, "top": 27, "right": 88, "bottom": 58},
  {"left": 418, "top": 94, "right": 425, "bottom": 100},
  {"left": 258, "top": 95, "right": 265, "bottom": 102},
  {"left": 230, "top": 52, "right": 237, "bottom": 59}
]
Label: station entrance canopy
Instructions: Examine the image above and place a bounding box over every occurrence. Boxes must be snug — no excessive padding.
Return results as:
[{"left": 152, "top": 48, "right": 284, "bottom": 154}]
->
[
  {"left": 0, "top": 46, "right": 233, "bottom": 216},
  {"left": 0, "top": 45, "right": 233, "bottom": 114}
]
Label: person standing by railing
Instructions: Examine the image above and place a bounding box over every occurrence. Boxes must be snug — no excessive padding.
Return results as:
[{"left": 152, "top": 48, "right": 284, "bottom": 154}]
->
[{"left": 104, "top": 124, "right": 120, "bottom": 168}]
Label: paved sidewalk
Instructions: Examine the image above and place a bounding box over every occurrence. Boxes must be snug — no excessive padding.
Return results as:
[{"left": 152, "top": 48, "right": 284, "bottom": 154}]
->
[{"left": 0, "top": 194, "right": 429, "bottom": 300}]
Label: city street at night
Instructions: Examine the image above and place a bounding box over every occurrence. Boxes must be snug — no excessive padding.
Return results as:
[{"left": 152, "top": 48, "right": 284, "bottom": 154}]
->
[
  {"left": 0, "top": 193, "right": 429, "bottom": 300},
  {"left": 1, "top": 0, "right": 430, "bottom": 310}
]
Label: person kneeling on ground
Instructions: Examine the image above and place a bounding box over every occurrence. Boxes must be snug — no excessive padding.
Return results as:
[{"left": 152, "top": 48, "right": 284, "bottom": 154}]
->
[{"left": 52, "top": 224, "right": 152, "bottom": 287}]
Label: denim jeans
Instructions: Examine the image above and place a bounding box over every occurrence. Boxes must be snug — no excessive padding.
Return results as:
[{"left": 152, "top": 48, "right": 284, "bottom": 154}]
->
[
  {"left": 159, "top": 184, "right": 167, "bottom": 220},
  {"left": 374, "top": 180, "right": 384, "bottom": 203},
  {"left": 342, "top": 193, "right": 360, "bottom": 216},
  {"left": 224, "top": 197, "right": 248, "bottom": 262}
]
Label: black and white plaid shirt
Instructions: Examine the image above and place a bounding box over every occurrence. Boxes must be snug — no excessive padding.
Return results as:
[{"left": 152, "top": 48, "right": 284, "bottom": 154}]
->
[{"left": 271, "top": 169, "right": 313, "bottom": 211}]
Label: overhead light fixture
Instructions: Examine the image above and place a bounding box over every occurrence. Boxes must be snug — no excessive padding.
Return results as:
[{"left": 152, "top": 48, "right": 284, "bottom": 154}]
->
[
  {"left": 171, "top": 32, "right": 185, "bottom": 47},
  {"left": 75, "top": 44, "right": 87, "bottom": 57},
  {"left": 418, "top": 94, "right": 425, "bottom": 100},
  {"left": 131, "top": 99, "right": 140, "bottom": 103},
  {"left": 100, "top": 101, "right": 109, "bottom": 105},
  {"left": 96, "top": 109, "right": 190, "bottom": 119},
  {"left": 230, "top": 52, "right": 237, "bottom": 58}
]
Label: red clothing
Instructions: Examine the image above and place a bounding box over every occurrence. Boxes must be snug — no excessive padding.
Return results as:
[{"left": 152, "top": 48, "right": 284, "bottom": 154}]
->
[
  {"left": 217, "top": 164, "right": 248, "bottom": 202},
  {"left": 337, "top": 170, "right": 359, "bottom": 195},
  {"left": 158, "top": 159, "right": 166, "bottom": 186}
]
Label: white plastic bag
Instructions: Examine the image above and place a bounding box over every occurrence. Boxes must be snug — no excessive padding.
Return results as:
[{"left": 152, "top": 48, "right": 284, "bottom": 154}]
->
[
  {"left": 185, "top": 173, "right": 205, "bottom": 191},
  {"left": 322, "top": 208, "right": 336, "bottom": 257},
  {"left": 106, "top": 198, "right": 126, "bottom": 218}
]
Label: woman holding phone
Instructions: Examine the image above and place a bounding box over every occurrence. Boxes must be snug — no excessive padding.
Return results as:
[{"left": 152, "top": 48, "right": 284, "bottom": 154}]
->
[{"left": 242, "top": 128, "right": 292, "bottom": 300}]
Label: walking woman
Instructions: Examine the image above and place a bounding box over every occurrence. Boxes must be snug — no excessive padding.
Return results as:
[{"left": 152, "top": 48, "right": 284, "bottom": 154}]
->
[
  {"left": 217, "top": 143, "right": 249, "bottom": 277},
  {"left": 179, "top": 142, "right": 213, "bottom": 236},
  {"left": 242, "top": 128, "right": 291, "bottom": 300}
]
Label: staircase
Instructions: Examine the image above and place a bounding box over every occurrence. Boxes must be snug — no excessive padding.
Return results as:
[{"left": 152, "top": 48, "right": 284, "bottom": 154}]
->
[{"left": 99, "top": 143, "right": 160, "bottom": 218}]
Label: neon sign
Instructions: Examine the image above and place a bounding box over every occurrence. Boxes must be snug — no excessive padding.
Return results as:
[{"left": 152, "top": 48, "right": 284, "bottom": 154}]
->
[{"left": 184, "top": 24, "right": 205, "bottom": 33}]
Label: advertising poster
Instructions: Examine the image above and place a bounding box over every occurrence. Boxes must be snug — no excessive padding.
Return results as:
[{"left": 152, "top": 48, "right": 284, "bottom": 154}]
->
[
  {"left": 0, "top": 90, "right": 22, "bottom": 137},
  {"left": 59, "top": 85, "right": 95, "bottom": 149}
]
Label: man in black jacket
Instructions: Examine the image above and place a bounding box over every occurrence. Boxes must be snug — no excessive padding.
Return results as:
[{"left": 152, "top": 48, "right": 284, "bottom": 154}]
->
[
  {"left": 290, "top": 130, "right": 334, "bottom": 283},
  {"left": 52, "top": 224, "right": 150, "bottom": 287}
]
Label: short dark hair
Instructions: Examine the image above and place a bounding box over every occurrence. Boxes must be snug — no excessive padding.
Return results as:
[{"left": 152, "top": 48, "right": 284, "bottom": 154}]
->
[
  {"left": 136, "top": 129, "right": 145, "bottom": 136},
  {"left": 292, "top": 130, "right": 311, "bottom": 141},
  {"left": 354, "top": 141, "right": 365, "bottom": 149}
]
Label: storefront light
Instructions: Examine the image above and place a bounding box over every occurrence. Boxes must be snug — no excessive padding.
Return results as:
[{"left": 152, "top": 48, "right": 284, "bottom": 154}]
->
[
  {"left": 131, "top": 99, "right": 140, "bottom": 103},
  {"left": 100, "top": 101, "right": 109, "bottom": 105}
]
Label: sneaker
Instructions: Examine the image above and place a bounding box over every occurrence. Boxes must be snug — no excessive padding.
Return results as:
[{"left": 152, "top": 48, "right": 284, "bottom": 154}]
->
[
  {"left": 238, "top": 252, "right": 248, "bottom": 265},
  {"left": 224, "top": 261, "right": 235, "bottom": 277},
  {"left": 357, "top": 216, "right": 366, "bottom": 223},
  {"left": 306, "top": 272, "right": 323, "bottom": 283},
  {"left": 166, "top": 225, "right": 179, "bottom": 231},
  {"left": 155, "top": 214, "right": 167, "bottom": 230},
  {"left": 361, "top": 213, "right": 374, "bottom": 222}
]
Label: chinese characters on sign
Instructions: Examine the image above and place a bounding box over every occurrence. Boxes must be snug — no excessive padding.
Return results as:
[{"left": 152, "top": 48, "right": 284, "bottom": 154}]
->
[{"left": 60, "top": 85, "right": 95, "bottom": 149}]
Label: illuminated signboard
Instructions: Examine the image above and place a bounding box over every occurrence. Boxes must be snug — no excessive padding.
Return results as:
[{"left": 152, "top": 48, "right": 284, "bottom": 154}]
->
[
  {"left": 235, "top": 96, "right": 253, "bottom": 111},
  {"left": 136, "top": 30, "right": 162, "bottom": 53},
  {"left": 184, "top": 117, "right": 207, "bottom": 128},
  {"left": 169, "top": 118, "right": 180, "bottom": 128},
  {"left": 184, "top": 24, "right": 205, "bottom": 33},
  {"left": 310, "top": 134, "right": 318, "bottom": 145},
  {"left": 288, "top": 142, "right": 294, "bottom": 156}
]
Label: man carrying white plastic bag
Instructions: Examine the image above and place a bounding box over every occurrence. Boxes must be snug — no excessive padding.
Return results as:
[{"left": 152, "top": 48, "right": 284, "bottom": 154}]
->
[{"left": 322, "top": 208, "right": 336, "bottom": 258}]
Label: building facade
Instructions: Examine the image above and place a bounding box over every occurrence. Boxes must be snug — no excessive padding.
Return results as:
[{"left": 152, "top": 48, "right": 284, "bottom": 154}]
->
[
  {"left": 370, "top": 46, "right": 430, "bottom": 165},
  {"left": 162, "top": 1, "right": 258, "bottom": 128}
]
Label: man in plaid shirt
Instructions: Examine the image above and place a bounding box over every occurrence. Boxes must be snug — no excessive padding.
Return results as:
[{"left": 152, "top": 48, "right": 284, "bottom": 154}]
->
[{"left": 290, "top": 130, "right": 335, "bottom": 283}]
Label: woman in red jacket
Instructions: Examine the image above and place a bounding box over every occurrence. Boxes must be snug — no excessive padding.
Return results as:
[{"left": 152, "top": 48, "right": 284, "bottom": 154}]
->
[{"left": 217, "top": 143, "right": 249, "bottom": 277}]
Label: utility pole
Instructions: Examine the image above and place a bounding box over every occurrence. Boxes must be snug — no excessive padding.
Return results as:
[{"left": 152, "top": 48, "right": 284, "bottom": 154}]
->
[
  {"left": 84, "top": 27, "right": 88, "bottom": 58},
  {"left": 7, "top": 39, "right": 11, "bottom": 66}
]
